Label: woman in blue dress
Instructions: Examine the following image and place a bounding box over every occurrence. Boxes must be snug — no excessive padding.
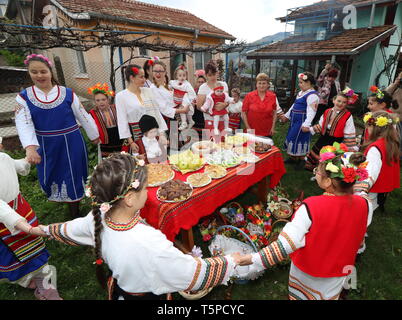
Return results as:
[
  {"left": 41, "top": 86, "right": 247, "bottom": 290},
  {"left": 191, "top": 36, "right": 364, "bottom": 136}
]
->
[
  {"left": 15, "top": 54, "right": 99, "bottom": 217},
  {"left": 283, "top": 72, "right": 319, "bottom": 168}
]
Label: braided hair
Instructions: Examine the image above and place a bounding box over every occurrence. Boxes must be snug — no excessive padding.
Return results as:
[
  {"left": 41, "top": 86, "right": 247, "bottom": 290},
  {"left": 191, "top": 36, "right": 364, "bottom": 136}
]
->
[{"left": 87, "top": 153, "right": 148, "bottom": 288}]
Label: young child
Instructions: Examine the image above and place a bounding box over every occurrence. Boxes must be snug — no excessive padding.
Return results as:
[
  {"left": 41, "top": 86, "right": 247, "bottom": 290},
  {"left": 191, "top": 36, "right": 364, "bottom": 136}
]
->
[
  {"left": 361, "top": 86, "right": 397, "bottom": 144},
  {"left": 169, "top": 65, "right": 197, "bottom": 131},
  {"left": 305, "top": 92, "right": 358, "bottom": 171},
  {"left": 354, "top": 111, "right": 400, "bottom": 218},
  {"left": 201, "top": 84, "right": 234, "bottom": 135},
  {"left": 0, "top": 140, "right": 61, "bottom": 300},
  {"left": 236, "top": 143, "right": 371, "bottom": 300},
  {"left": 228, "top": 88, "right": 243, "bottom": 132},
  {"left": 40, "top": 153, "right": 244, "bottom": 300},
  {"left": 134, "top": 115, "right": 167, "bottom": 164},
  {"left": 88, "top": 83, "right": 124, "bottom": 157}
]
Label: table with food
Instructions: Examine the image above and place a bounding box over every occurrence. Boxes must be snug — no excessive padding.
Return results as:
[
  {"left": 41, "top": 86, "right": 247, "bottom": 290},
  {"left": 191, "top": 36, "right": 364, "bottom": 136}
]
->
[{"left": 140, "top": 134, "right": 286, "bottom": 252}]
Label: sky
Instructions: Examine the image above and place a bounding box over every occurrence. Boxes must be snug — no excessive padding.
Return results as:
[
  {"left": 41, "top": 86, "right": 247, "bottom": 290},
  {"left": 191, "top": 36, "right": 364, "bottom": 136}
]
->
[{"left": 139, "top": 0, "right": 314, "bottom": 42}]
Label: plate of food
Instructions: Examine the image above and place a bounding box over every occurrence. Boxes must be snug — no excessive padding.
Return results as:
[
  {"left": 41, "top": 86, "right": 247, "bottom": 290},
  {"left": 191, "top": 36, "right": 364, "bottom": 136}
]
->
[
  {"left": 191, "top": 141, "right": 217, "bottom": 156},
  {"left": 233, "top": 146, "right": 253, "bottom": 156},
  {"left": 146, "top": 164, "right": 175, "bottom": 187},
  {"left": 240, "top": 154, "right": 261, "bottom": 163},
  {"left": 249, "top": 142, "right": 272, "bottom": 153},
  {"left": 225, "top": 135, "right": 248, "bottom": 146},
  {"left": 204, "top": 165, "right": 227, "bottom": 179},
  {"left": 205, "top": 150, "right": 242, "bottom": 168},
  {"left": 156, "top": 180, "right": 193, "bottom": 203},
  {"left": 187, "top": 173, "right": 212, "bottom": 188},
  {"left": 169, "top": 150, "right": 205, "bottom": 174}
]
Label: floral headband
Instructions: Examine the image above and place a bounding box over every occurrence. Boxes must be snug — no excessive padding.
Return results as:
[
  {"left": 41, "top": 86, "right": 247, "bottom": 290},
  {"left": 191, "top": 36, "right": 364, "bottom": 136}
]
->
[
  {"left": 24, "top": 54, "right": 53, "bottom": 68},
  {"left": 131, "top": 67, "right": 140, "bottom": 75},
  {"left": 298, "top": 73, "right": 308, "bottom": 81},
  {"left": 342, "top": 87, "right": 358, "bottom": 105},
  {"left": 369, "top": 85, "right": 385, "bottom": 99},
  {"left": 363, "top": 112, "right": 399, "bottom": 128},
  {"left": 319, "top": 142, "right": 368, "bottom": 183},
  {"left": 87, "top": 83, "right": 115, "bottom": 97},
  {"left": 85, "top": 153, "right": 146, "bottom": 214}
]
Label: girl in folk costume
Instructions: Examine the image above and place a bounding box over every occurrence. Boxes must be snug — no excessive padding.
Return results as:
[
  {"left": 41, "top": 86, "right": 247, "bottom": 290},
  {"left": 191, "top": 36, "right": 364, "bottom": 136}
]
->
[
  {"left": 134, "top": 115, "right": 168, "bottom": 164},
  {"left": 88, "top": 83, "right": 124, "bottom": 157},
  {"left": 354, "top": 111, "right": 400, "bottom": 218},
  {"left": 237, "top": 143, "right": 372, "bottom": 300},
  {"left": 305, "top": 91, "right": 358, "bottom": 171},
  {"left": 283, "top": 72, "right": 319, "bottom": 167},
  {"left": 40, "top": 154, "right": 243, "bottom": 300},
  {"left": 15, "top": 54, "right": 99, "bottom": 218},
  {"left": 0, "top": 141, "right": 61, "bottom": 300},
  {"left": 201, "top": 84, "right": 234, "bottom": 136},
  {"left": 115, "top": 65, "right": 173, "bottom": 154},
  {"left": 361, "top": 87, "right": 397, "bottom": 144},
  {"left": 169, "top": 64, "right": 197, "bottom": 131},
  {"left": 228, "top": 88, "right": 243, "bottom": 131}
]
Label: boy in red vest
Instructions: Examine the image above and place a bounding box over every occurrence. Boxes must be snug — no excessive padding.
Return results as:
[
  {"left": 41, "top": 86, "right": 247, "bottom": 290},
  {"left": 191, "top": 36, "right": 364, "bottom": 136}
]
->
[
  {"left": 355, "top": 111, "right": 400, "bottom": 217},
  {"left": 305, "top": 92, "right": 357, "bottom": 171},
  {"left": 236, "top": 142, "right": 371, "bottom": 300}
]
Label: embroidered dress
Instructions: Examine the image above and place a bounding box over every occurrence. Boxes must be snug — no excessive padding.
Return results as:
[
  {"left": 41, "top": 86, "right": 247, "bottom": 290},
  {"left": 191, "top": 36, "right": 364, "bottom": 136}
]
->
[
  {"left": 228, "top": 100, "right": 243, "bottom": 131},
  {"left": 0, "top": 153, "right": 50, "bottom": 285},
  {"left": 44, "top": 212, "right": 241, "bottom": 298},
  {"left": 249, "top": 195, "right": 371, "bottom": 300},
  {"left": 15, "top": 86, "right": 99, "bottom": 202},
  {"left": 284, "top": 90, "right": 319, "bottom": 156}
]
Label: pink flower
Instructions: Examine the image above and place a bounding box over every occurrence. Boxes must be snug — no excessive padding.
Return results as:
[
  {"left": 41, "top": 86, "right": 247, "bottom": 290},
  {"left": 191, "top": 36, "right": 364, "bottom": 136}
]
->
[
  {"left": 100, "top": 203, "right": 111, "bottom": 214},
  {"left": 202, "top": 234, "right": 212, "bottom": 242},
  {"left": 131, "top": 180, "right": 140, "bottom": 189},
  {"left": 320, "top": 152, "right": 336, "bottom": 162},
  {"left": 356, "top": 168, "right": 369, "bottom": 181}
]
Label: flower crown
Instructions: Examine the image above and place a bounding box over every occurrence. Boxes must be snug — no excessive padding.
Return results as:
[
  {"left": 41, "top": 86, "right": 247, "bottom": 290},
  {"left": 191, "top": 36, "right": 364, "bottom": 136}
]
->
[
  {"left": 363, "top": 112, "right": 399, "bottom": 127},
  {"left": 369, "top": 85, "right": 385, "bottom": 99},
  {"left": 87, "top": 83, "right": 115, "bottom": 97},
  {"left": 85, "top": 153, "right": 146, "bottom": 214},
  {"left": 319, "top": 142, "right": 368, "bottom": 183},
  {"left": 298, "top": 73, "right": 308, "bottom": 81},
  {"left": 24, "top": 54, "right": 53, "bottom": 68},
  {"left": 342, "top": 87, "right": 359, "bottom": 105}
]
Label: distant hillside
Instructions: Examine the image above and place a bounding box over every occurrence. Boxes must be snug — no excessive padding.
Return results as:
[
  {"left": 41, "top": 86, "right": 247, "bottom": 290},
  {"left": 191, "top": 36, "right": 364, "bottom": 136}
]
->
[{"left": 228, "top": 32, "right": 291, "bottom": 69}]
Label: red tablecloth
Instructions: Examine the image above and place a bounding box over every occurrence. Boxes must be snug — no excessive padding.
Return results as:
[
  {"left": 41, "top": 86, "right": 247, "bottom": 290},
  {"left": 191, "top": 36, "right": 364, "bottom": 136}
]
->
[{"left": 141, "top": 146, "right": 286, "bottom": 242}]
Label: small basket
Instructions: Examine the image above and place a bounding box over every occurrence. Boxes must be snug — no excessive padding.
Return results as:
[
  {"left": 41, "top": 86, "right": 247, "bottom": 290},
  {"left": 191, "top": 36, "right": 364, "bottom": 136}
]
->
[
  {"left": 268, "top": 219, "right": 289, "bottom": 244},
  {"left": 272, "top": 198, "right": 293, "bottom": 220}
]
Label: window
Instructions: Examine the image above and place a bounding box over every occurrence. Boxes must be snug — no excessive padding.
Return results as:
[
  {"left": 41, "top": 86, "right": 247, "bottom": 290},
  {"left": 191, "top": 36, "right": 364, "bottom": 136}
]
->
[
  {"left": 194, "top": 52, "right": 212, "bottom": 70},
  {"left": 76, "top": 51, "right": 87, "bottom": 74},
  {"left": 139, "top": 47, "right": 148, "bottom": 57}
]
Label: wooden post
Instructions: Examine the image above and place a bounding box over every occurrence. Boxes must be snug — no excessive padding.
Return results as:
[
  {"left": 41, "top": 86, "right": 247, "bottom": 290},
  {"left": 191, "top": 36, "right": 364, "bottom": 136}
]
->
[
  {"left": 290, "top": 59, "right": 299, "bottom": 98},
  {"left": 53, "top": 56, "right": 66, "bottom": 87}
]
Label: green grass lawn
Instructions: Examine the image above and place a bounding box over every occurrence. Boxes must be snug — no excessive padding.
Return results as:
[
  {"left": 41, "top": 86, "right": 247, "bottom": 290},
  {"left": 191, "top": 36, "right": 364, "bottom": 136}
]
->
[{"left": 1, "top": 123, "right": 401, "bottom": 300}]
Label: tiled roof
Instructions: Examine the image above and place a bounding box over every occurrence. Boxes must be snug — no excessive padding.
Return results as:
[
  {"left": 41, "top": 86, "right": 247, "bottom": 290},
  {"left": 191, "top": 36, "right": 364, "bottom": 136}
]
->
[
  {"left": 278, "top": 0, "right": 399, "bottom": 22},
  {"left": 52, "top": 0, "right": 235, "bottom": 40},
  {"left": 247, "top": 25, "right": 397, "bottom": 58}
]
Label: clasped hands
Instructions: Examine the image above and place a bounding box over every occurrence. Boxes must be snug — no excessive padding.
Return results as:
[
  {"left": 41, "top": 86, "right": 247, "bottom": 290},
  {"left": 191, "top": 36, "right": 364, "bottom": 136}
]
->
[{"left": 229, "top": 252, "right": 253, "bottom": 266}]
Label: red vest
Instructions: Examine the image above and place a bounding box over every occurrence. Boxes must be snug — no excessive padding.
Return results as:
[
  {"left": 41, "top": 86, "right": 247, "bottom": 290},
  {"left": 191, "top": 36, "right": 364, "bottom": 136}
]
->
[
  {"left": 89, "top": 105, "right": 118, "bottom": 144},
  {"left": 364, "top": 138, "right": 400, "bottom": 193},
  {"left": 321, "top": 109, "right": 351, "bottom": 138},
  {"left": 290, "top": 195, "right": 368, "bottom": 278}
]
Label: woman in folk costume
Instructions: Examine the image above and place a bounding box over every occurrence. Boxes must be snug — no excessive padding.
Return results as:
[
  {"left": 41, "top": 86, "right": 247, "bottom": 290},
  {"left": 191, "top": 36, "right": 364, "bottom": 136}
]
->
[
  {"left": 0, "top": 141, "right": 61, "bottom": 300},
  {"left": 40, "top": 153, "right": 243, "bottom": 300},
  {"left": 143, "top": 57, "right": 159, "bottom": 89},
  {"left": 15, "top": 54, "right": 100, "bottom": 218},
  {"left": 88, "top": 83, "right": 124, "bottom": 157},
  {"left": 283, "top": 72, "right": 319, "bottom": 168},
  {"left": 116, "top": 64, "right": 188, "bottom": 154},
  {"left": 305, "top": 90, "right": 358, "bottom": 171},
  {"left": 237, "top": 143, "right": 372, "bottom": 300},
  {"left": 354, "top": 111, "right": 400, "bottom": 219}
]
